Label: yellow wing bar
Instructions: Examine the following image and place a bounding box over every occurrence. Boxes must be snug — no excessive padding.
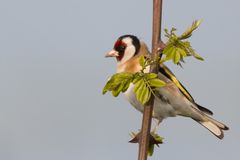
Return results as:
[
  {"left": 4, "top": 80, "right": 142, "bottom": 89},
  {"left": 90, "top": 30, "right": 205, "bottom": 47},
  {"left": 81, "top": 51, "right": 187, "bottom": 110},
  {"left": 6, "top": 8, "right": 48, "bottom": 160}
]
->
[{"left": 159, "top": 65, "right": 194, "bottom": 102}]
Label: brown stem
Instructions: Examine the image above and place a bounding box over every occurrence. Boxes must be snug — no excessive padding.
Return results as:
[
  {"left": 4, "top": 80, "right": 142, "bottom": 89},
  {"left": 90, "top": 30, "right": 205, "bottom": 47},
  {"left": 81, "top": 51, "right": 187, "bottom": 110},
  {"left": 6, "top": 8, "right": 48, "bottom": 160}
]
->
[
  {"left": 152, "top": 0, "right": 163, "bottom": 54},
  {"left": 138, "top": 0, "right": 163, "bottom": 160}
]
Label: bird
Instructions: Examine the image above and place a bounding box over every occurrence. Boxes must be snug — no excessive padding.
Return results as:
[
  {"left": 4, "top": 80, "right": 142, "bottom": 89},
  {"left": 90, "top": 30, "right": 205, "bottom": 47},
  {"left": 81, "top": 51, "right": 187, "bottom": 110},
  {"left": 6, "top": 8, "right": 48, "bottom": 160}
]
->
[{"left": 105, "top": 34, "right": 229, "bottom": 139}]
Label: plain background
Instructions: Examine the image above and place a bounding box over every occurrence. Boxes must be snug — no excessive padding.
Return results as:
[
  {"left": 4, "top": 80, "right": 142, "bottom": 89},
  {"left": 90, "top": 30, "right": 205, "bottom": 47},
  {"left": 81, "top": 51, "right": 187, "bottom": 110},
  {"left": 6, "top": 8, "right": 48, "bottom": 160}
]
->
[{"left": 0, "top": 0, "right": 239, "bottom": 160}]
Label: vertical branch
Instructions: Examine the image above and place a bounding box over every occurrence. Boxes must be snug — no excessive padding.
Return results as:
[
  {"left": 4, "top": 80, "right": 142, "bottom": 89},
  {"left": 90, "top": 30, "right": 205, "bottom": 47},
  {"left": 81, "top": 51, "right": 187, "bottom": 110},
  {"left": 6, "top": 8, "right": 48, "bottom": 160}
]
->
[
  {"left": 152, "top": 0, "right": 163, "bottom": 54},
  {"left": 138, "top": 0, "right": 163, "bottom": 160},
  {"left": 138, "top": 99, "right": 154, "bottom": 160}
]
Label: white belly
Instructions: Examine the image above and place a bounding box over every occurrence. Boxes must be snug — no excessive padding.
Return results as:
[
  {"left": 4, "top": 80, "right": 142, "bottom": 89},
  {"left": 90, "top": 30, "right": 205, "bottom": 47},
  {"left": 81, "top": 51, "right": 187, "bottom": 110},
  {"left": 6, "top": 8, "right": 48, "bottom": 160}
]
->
[{"left": 124, "top": 84, "right": 177, "bottom": 122}]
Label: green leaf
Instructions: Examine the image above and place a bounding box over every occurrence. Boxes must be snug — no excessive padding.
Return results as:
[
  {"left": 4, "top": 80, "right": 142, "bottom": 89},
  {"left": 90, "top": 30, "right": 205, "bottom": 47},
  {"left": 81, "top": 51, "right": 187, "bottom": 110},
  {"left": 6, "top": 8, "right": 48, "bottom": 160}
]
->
[
  {"left": 102, "top": 72, "right": 134, "bottom": 96},
  {"left": 166, "top": 47, "right": 176, "bottom": 59},
  {"left": 151, "top": 132, "right": 164, "bottom": 143},
  {"left": 102, "top": 78, "right": 116, "bottom": 94},
  {"left": 161, "top": 45, "right": 176, "bottom": 63},
  {"left": 111, "top": 84, "right": 123, "bottom": 97},
  {"left": 163, "top": 44, "right": 174, "bottom": 56},
  {"left": 134, "top": 79, "right": 151, "bottom": 105},
  {"left": 192, "top": 52, "right": 204, "bottom": 61},
  {"left": 134, "top": 79, "right": 144, "bottom": 93},
  {"left": 164, "top": 28, "right": 168, "bottom": 34},
  {"left": 132, "top": 74, "right": 142, "bottom": 84},
  {"left": 171, "top": 27, "right": 177, "bottom": 33},
  {"left": 121, "top": 80, "right": 132, "bottom": 92},
  {"left": 146, "top": 73, "right": 158, "bottom": 80},
  {"left": 136, "top": 83, "right": 150, "bottom": 105},
  {"left": 177, "top": 47, "right": 187, "bottom": 57},
  {"left": 129, "top": 131, "right": 164, "bottom": 157},
  {"left": 102, "top": 86, "right": 109, "bottom": 94},
  {"left": 141, "top": 86, "right": 151, "bottom": 105},
  {"left": 148, "top": 132, "right": 164, "bottom": 156},
  {"left": 178, "top": 19, "right": 202, "bottom": 40},
  {"left": 162, "top": 20, "right": 204, "bottom": 65},
  {"left": 114, "top": 72, "right": 133, "bottom": 80},
  {"left": 148, "top": 144, "right": 154, "bottom": 156},
  {"left": 148, "top": 79, "right": 166, "bottom": 88},
  {"left": 139, "top": 55, "right": 145, "bottom": 67},
  {"left": 173, "top": 51, "right": 181, "bottom": 64},
  {"left": 135, "top": 80, "right": 144, "bottom": 101}
]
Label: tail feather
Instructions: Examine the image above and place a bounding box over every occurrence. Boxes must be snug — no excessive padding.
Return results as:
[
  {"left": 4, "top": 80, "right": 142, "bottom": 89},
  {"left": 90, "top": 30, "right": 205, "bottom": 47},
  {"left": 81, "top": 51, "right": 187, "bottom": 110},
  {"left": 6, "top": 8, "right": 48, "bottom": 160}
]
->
[
  {"left": 195, "top": 103, "right": 213, "bottom": 115},
  {"left": 199, "top": 121, "right": 224, "bottom": 139},
  {"left": 194, "top": 116, "right": 229, "bottom": 139},
  {"left": 207, "top": 116, "right": 229, "bottom": 130}
]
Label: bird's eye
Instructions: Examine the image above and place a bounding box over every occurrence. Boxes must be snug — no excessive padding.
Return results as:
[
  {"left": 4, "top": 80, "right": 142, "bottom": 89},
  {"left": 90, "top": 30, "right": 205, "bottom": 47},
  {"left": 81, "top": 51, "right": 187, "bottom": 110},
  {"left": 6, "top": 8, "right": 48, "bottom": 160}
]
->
[
  {"left": 118, "top": 45, "right": 126, "bottom": 53},
  {"left": 114, "top": 40, "right": 127, "bottom": 54}
]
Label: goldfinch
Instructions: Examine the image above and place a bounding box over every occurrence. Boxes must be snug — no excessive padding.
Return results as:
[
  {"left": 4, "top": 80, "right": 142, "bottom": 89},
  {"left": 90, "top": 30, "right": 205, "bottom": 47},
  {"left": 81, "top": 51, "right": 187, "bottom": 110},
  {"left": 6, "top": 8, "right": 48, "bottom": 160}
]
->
[{"left": 105, "top": 35, "right": 229, "bottom": 139}]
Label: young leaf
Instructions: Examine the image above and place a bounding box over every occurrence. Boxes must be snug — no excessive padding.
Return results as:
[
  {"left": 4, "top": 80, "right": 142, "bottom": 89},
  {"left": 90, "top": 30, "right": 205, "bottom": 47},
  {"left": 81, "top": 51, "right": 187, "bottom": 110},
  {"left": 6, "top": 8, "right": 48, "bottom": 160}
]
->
[
  {"left": 135, "top": 81, "right": 144, "bottom": 102},
  {"left": 129, "top": 130, "right": 164, "bottom": 157},
  {"left": 148, "top": 144, "right": 154, "bottom": 156},
  {"left": 178, "top": 19, "right": 202, "bottom": 40},
  {"left": 164, "top": 28, "right": 169, "bottom": 37},
  {"left": 177, "top": 47, "right": 187, "bottom": 57},
  {"left": 173, "top": 51, "right": 181, "bottom": 64},
  {"left": 141, "top": 86, "right": 150, "bottom": 105},
  {"left": 148, "top": 79, "right": 166, "bottom": 88},
  {"left": 139, "top": 55, "right": 145, "bottom": 67},
  {"left": 162, "top": 20, "right": 204, "bottom": 65},
  {"left": 115, "top": 72, "right": 133, "bottom": 80},
  {"left": 148, "top": 132, "right": 164, "bottom": 156},
  {"left": 192, "top": 52, "right": 204, "bottom": 61},
  {"left": 134, "top": 79, "right": 144, "bottom": 93},
  {"left": 102, "top": 72, "right": 134, "bottom": 96},
  {"left": 164, "top": 44, "right": 176, "bottom": 55},
  {"left": 161, "top": 45, "right": 176, "bottom": 64},
  {"left": 146, "top": 73, "right": 158, "bottom": 80},
  {"left": 102, "top": 78, "right": 116, "bottom": 94},
  {"left": 136, "top": 83, "right": 150, "bottom": 105},
  {"left": 132, "top": 74, "right": 142, "bottom": 84},
  {"left": 151, "top": 132, "right": 164, "bottom": 144},
  {"left": 112, "top": 84, "right": 123, "bottom": 97},
  {"left": 121, "top": 79, "right": 132, "bottom": 92},
  {"left": 134, "top": 78, "right": 151, "bottom": 105}
]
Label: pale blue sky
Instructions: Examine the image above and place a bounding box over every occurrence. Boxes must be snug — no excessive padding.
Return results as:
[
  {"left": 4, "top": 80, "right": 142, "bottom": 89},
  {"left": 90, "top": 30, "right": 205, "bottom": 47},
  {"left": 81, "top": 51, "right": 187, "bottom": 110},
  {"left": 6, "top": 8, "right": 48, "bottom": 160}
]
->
[{"left": 0, "top": 0, "right": 239, "bottom": 160}]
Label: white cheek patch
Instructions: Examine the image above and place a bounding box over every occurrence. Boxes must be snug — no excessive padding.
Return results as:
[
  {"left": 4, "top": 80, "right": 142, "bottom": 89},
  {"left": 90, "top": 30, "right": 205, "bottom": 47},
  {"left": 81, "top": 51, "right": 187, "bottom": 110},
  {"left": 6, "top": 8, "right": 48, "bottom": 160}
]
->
[
  {"left": 120, "top": 37, "right": 136, "bottom": 64},
  {"left": 121, "top": 45, "right": 136, "bottom": 63},
  {"left": 122, "top": 37, "right": 133, "bottom": 45}
]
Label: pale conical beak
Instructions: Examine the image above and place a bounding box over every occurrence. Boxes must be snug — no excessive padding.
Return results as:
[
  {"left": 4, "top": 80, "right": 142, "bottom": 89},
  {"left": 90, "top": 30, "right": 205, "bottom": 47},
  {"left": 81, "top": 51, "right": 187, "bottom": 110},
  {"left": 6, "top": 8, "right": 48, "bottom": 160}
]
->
[{"left": 105, "top": 50, "right": 119, "bottom": 57}]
